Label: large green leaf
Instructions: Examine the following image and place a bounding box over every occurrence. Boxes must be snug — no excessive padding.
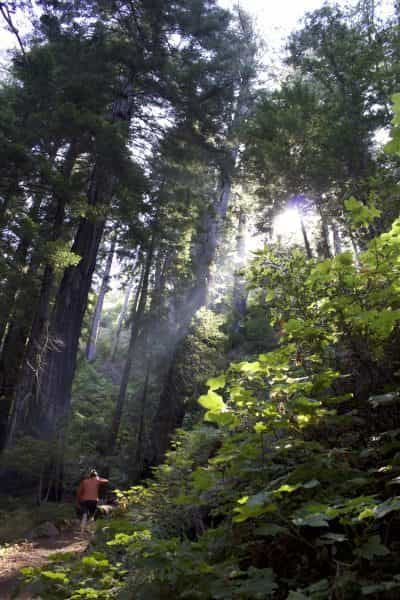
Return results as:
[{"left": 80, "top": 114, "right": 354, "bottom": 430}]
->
[
  {"left": 373, "top": 496, "right": 400, "bottom": 519},
  {"left": 198, "top": 391, "right": 226, "bottom": 412},
  {"left": 233, "top": 492, "right": 278, "bottom": 523},
  {"left": 206, "top": 374, "right": 226, "bottom": 391},
  {"left": 362, "top": 577, "right": 400, "bottom": 596},
  {"left": 292, "top": 514, "right": 330, "bottom": 528}
]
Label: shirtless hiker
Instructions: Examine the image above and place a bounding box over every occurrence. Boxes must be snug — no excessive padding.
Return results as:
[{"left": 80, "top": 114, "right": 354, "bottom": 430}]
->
[{"left": 76, "top": 469, "right": 108, "bottom": 531}]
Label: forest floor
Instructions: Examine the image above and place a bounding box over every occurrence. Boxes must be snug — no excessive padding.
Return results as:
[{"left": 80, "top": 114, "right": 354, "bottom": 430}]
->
[{"left": 0, "top": 525, "right": 90, "bottom": 599}]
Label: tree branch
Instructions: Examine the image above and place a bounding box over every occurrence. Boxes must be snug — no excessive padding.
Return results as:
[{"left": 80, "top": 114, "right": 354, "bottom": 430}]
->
[{"left": 0, "top": 2, "right": 28, "bottom": 62}]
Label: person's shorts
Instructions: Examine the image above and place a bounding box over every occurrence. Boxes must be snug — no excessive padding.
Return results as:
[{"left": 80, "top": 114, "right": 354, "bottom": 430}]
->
[{"left": 79, "top": 500, "right": 98, "bottom": 518}]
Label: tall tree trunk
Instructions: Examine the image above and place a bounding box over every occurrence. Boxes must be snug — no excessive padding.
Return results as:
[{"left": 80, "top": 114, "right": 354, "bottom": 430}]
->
[
  {"left": 347, "top": 226, "right": 361, "bottom": 267},
  {"left": 186, "top": 160, "right": 234, "bottom": 315},
  {"left": 143, "top": 352, "right": 185, "bottom": 469},
  {"left": 110, "top": 277, "right": 135, "bottom": 363},
  {"left": 129, "top": 352, "right": 151, "bottom": 482},
  {"left": 107, "top": 237, "right": 154, "bottom": 456},
  {"left": 7, "top": 167, "right": 110, "bottom": 444},
  {"left": 6, "top": 82, "right": 134, "bottom": 447},
  {"left": 0, "top": 317, "right": 30, "bottom": 451},
  {"left": 0, "top": 194, "right": 42, "bottom": 348},
  {"left": 232, "top": 208, "right": 248, "bottom": 333},
  {"left": 111, "top": 257, "right": 144, "bottom": 365},
  {"left": 86, "top": 236, "right": 116, "bottom": 362},
  {"left": 0, "top": 142, "right": 79, "bottom": 450},
  {"left": 316, "top": 201, "right": 331, "bottom": 259},
  {"left": 332, "top": 221, "right": 342, "bottom": 255},
  {"left": 300, "top": 217, "right": 313, "bottom": 259}
]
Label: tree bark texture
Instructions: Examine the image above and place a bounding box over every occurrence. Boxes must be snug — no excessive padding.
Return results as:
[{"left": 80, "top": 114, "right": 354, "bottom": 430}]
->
[
  {"left": 143, "top": 353, "right": 185, "bottom": 472},
  {"left": 86, "top": 236, "right": 116, "bottom": 362},
  {"left": 232, "top": 208, "right": 248, "bottom": 333},
  {"left": 332, "top": 221, "right": 342, "bottom": 255},
  {"left": 316, "top": 201, "right": 331, "bottom": 259},
  {"left": 129, "top": 352, "right": 151, "bottom": 482},
  {"left": 110, "top": 266, "right": 137, "bottom": 363},
  {"left": 107, "top": 238, "right": 154, "bottom": 455},
  {"left": 300, "top": 217, "right": 313, "bottom": 259}
]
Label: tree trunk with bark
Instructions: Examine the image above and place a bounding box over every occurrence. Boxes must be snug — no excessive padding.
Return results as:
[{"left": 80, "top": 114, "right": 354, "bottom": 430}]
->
[
  {"left": 300, "top": 217, "right": 313, "bottom": 259},
  {"left": 129, "top": 352, "right": 151, "bottom": 482},
  {"left": 6, "top": 86, "right": 134, "bottom": 447},
  {"left": 86, "top": 236, "right": 116, "bottom": 362},
  {"left": 107, "top": 237, "right": 154, "bottom": 456},
  {"left": 143, "top": 353, "right": 185, "bottom": 472},
  {"left": 109, "top": 261, "right": 138, "bottom": 363},
  {"left": 7, "top": 167, "right": 110, "bottom": 444},
  {"left": 332, "top": 221, "right": 342, "bottom": 255},
  {"left": 232, "top": 208, "right": 248, "bottom": 333},
  {"left": 0, "top": 193, "right": 42, "bottom": 348},
  {"left": 316, "top": 201, "right": 331, "bottom": 259},
  {"left": 0, "top": 142, "right": 79, "bottom": 449}
]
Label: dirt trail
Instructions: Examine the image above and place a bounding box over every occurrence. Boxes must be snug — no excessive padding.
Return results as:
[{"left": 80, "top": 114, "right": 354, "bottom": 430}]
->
[{"left": 0, "top": 528, "right": 89, "bottom": 599}]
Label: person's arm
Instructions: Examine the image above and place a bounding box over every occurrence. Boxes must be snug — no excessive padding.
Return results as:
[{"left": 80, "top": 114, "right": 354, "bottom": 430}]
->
[{"left": 97, "top": 476, "right": 109, "bottom": 484}]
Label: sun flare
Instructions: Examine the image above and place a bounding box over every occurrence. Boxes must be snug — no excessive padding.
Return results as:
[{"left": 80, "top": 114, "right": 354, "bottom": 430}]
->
[{"left": 273, "top": 208, "right": 301, "bottom": 239}]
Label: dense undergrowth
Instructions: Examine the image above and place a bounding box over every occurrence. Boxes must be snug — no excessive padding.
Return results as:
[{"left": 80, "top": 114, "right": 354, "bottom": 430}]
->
[
  {"left": 19, "top": 202, "right": 400, "bottom": 599},
  {"left": 0, "top": 500, "right": 74, "bottom": 543}
]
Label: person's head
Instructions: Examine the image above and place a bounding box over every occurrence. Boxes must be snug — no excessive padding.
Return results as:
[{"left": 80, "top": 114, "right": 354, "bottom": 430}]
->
[{"left": 89, "top": 469, "right": 98, "bottom": 478}]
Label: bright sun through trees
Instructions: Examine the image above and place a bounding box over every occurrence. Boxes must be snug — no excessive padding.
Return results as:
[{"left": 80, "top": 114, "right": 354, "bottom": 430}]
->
[{"left": 272, "top": 207, "right": 301, "bottom": 239}]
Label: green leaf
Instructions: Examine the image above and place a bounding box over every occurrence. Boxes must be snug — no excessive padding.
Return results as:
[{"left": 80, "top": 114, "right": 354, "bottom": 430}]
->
[
  {"left": 265, "top": 290, "right": 275, "bottom": 302},
  {"left": 373, "top": 496, "right": 400, "bottom": 519},
  {"left": 106, "top": 532, "right": 136, "bottom": 546},
  {"left": 319, "top": 533, "right": 347, "bottom": 543},
  {"left": 198, "top": 391, "right": 226, "bottom": 412},
  {"left": 362, "top": 579, "right": 400, "bottom": 595},
  {"left": 233, "top": 492, "right": 278, "bottom": 523},
  {"left": 238, "top": 361, "right": 262, "bottom": 374},
  {"left": 41, "top": 570, "right": 70, "bottom": 583},
  {"left": 344, "top": 197, "right": 381, "bottom": 227},
  {"left": 302, "top": 479, "right": 320, "bottom": 489},
  {"left": 368, "top": 392, "right": 400, "bottom": 408},
  {"left": 355, "top": 535, "right": 390, "bottom": 560},
  {"left": 274, "top": 483, "right": 302, "bottom": 495},
  {"left": 204, "top": 410, "right": 237, "bottom": 427},
  {"left": 255, "top": 523, "right": 287, "bottom": 537},
  {"left": 299, "top": 579, "right": 330, "bottom": 598},
  {"left": 192, "top": 468, "right": 215, "bottom": 492},
  {"left": 274, "top": 479, "right": 319, "bottom": 496},
  {"left": 335, "top": 251, "right": 354, "bottom": 266},
  {"left": 247, "top": 491, "right": 271, "bottom": 507},
  {"left": 292, "top": 514, "right": 330, "bottom": 528},
  {"left": 206, "top": 374, "right": 226, "bottom": 391},
  {"left": 235, "top": 567, "right": 277, "bottom": 598},
  {"left": 254, "top": 421, "right": 267, "bottom": 434}
]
